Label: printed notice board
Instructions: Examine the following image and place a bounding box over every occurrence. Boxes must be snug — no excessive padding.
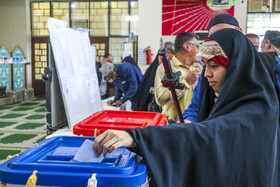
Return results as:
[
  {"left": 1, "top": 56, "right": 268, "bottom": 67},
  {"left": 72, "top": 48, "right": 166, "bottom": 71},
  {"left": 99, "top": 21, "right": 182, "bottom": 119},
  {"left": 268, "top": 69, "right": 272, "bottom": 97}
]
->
[{"left": 47, "top": 17, "right": 103, "bottom": 129}]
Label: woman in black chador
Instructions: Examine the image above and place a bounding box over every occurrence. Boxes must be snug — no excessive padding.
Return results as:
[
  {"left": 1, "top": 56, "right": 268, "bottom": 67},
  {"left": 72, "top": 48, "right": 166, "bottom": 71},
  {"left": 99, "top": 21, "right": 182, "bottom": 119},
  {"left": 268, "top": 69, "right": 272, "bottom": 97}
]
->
[
  {"left": 93, "top": 29, "right": 280, "bottom": 187},
  {"left": 136, "top": 53, "right": 161, "bottom": 112}
]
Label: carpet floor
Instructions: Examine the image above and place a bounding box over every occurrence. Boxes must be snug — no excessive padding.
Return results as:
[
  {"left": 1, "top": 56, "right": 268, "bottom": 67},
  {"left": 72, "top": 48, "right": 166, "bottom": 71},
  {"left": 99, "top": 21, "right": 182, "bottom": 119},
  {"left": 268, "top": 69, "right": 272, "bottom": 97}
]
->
[{"left": 0, "top": 98, "right": 46, "bottom": 163}]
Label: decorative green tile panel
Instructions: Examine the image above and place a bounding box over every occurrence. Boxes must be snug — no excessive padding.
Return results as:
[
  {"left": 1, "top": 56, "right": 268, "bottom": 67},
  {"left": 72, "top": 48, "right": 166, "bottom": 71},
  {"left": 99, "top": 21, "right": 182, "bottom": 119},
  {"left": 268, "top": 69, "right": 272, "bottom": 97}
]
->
[
  {"left": 25, "top": 114, "right": 45, "bottom": 120},
  {"left": 0, "top": 113, "right": 26, "bottom": 119},
  {"left": 16, "top": 122, "right": 45, "bottom": 130},
  {"left": 0, "top": 122, "right": 17, "bottom": 128},
  {"left": 0, "top": 106, "right": 13, "bottom": 110},
  {"left": 0, "top": 134, "right": 37, "bottom": 144},
  {"left": 12, "top": 107, "right": 33, "bottom": 112},
  {"left": 34, "top": 108, "right": 45, "bottom": 112}
]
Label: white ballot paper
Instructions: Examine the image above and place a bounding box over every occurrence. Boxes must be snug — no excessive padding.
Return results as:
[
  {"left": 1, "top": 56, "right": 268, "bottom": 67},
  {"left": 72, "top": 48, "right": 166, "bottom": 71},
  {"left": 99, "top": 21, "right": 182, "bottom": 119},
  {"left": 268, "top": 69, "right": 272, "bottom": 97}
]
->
[
  {"left": 52, "top": 147, "right": 79, "bottom": 156},
  {"left": 73, "top": 139, "right": 132, "bottom": 165},
  {"left": 73, "top": 139, "right": 104, "bottom": 162}
]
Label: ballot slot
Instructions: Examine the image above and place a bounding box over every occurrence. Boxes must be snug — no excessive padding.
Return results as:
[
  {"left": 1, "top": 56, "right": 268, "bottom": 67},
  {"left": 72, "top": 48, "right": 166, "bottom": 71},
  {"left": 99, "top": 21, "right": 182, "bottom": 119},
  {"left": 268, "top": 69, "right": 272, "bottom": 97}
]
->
[{"left": 8, "top": 137, "right": 130, "bottom": 170}]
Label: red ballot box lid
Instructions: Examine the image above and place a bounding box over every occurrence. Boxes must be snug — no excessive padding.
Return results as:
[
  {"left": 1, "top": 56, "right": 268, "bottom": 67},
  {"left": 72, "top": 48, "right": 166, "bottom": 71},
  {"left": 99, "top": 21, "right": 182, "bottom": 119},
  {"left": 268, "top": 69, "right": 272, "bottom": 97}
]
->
[{"left": 73, "top": 110, "right": 168, "bottom": 136}]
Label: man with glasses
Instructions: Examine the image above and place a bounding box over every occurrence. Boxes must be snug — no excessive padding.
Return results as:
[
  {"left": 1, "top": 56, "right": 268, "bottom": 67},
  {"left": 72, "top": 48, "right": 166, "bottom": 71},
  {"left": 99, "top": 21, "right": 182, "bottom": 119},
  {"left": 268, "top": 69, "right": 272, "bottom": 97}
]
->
[
  {"left": 261, "top": 30, "right": 280, "bottom": 88},
  {"left": 155, "top": 32, "right": 203, "bottom": 122},
  {"left": 187, "top": 42, "right": 200, "bottom": 48},
  {"left": 99, "top": 62, "right": 143, "bottom": 111}
]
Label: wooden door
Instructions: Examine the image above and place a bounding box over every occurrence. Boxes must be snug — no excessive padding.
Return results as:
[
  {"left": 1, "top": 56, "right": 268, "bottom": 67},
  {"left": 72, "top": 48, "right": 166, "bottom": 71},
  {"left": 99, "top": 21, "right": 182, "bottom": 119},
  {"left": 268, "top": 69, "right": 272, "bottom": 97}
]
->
[
  {"left": 90, "top": 37, "right": 109, "bottom": 63},
  {"left": 31, "top": 37, "right": 109, "bottom": 97},
  {"left": 31, "top": 37, "right": 49, "bottom": 97}
]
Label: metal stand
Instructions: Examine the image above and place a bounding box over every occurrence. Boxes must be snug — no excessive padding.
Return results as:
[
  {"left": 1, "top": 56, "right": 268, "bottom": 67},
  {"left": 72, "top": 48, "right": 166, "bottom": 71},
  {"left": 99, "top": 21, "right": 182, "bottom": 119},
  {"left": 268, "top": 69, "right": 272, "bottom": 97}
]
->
[
  {"left": 42, "top": 42, "right": 67, "bottom": 135},
  {"left": 159, "top": 49, "right": 184, "bottom": 123}
]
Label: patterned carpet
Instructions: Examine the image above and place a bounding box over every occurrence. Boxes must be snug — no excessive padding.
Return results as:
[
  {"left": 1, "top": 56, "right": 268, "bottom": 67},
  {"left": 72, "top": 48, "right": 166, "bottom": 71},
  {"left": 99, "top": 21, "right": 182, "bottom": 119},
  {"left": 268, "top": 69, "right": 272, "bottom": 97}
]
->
[{"left": 0, "top": 98, "right": 46, "bottom": 163}]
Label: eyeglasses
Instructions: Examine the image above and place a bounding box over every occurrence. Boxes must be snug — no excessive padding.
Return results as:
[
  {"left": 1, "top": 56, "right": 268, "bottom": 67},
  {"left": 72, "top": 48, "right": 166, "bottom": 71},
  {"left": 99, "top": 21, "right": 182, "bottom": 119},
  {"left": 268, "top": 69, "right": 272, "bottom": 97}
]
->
[{"left": 188, "top": 43, "right": 200, "bottom": 49}]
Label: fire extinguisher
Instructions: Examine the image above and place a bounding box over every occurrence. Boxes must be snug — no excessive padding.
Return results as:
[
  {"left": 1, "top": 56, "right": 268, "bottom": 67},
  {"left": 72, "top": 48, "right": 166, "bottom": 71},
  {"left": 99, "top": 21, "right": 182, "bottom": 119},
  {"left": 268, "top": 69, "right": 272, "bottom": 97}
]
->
[{"left": 145, "top": 46, "right": 152, "bottom": 65}]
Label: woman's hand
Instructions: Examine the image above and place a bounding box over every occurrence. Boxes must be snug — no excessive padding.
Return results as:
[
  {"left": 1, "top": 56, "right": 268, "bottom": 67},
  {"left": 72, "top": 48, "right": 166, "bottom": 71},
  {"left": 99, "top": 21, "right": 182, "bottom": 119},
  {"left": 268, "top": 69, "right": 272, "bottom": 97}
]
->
[{"left": 93, "top": 130, "right": 134, "bottom": 158}]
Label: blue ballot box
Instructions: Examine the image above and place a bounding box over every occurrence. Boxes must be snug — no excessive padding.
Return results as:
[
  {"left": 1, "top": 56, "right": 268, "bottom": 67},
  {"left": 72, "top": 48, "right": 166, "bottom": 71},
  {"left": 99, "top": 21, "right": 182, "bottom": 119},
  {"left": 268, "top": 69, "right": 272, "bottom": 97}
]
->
[{"left": 0, "top": 136, "right": 146, "bottom": 187}]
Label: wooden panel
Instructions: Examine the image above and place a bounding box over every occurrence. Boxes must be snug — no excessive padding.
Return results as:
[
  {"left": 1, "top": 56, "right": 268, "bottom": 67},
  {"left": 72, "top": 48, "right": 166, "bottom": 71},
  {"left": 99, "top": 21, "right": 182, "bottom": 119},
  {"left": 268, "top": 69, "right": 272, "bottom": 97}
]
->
[
  {"left": 90, "top": 37, "right": 109, "bottom": 63},
  {"left": 31, "top": 37, "right": 49, "bottom": 96}
]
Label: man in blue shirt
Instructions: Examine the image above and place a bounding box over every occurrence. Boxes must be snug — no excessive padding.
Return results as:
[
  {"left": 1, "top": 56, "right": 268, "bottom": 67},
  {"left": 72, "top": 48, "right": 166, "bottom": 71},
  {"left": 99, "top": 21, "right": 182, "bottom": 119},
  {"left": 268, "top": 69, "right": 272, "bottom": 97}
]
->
[
  {"left": 182, "top": 14, "right": 242, "bottom": 122},
  {"left": 99, "top": 62, "right": 143, "bottom": 111},
  {"left": 261, "top": 30, "right": 280, "bottom": 88}
]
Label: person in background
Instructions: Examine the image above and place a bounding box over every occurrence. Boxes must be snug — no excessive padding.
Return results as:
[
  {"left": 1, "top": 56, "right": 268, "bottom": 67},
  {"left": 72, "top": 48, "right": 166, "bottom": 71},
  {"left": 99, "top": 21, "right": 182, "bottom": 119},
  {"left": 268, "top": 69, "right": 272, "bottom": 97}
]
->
[
  {"left": 183, "top": 14, "right": 242, "bottom": 123},
  {"left": 246, "top": 33, "right": 259, "bottom": 51},
  {"left": 99, "top": 62, "right": 143, "bottom": 111},
  {"left": 155, "top": 32, "right": 203, "bottom": 122},
  {"left": 122, "top": 56, "right": 141, "bottom": 71},
  {"left": 261, "top": 30, "right": 280, "bottom": 89},
  {"left": 92, "top": 29, "right": 280, "bottom": 187},
  {"left": 96, "top": 54, "right": 114, "bottom": 99},
  {"left": 102, "top": 53, "right": 114, "bottom": 63},
  {"left": 137, "top": 42, "right": 176, "bottom": 112}
]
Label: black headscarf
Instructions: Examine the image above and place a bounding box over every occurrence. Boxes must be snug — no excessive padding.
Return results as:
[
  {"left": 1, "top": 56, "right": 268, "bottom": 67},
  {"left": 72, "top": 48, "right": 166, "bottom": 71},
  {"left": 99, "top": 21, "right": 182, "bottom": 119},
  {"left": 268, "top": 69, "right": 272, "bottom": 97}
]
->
[
  {"left": 136, "top": 54, "right": 159, "bottom": 111},
  {"left": 125, "top": 29, "right": 280, "bottom": 187},
  {"left": 198, "top": 51, "right": 278, "bottom": 121},
  {"left": 122, "top": 56, "right": 141, "bottom": 71}
]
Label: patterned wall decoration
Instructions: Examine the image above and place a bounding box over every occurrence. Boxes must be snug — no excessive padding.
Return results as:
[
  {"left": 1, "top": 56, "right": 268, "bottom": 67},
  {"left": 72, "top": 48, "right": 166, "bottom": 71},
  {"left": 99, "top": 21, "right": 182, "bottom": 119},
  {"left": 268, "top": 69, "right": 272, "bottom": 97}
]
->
[
  {"left": 12, "top": 46, "right": 25, "bottom": 90},
  {"left": 0, "top": 45, "right": 10, "bottom": 57},
  {"left": 12, "top": 45, "right": 25, "bottom": 59},
  {"left": 162, "top": 0, "right": 235, "bottom": 35},
  {"left": 0, "top": 45, "right": 11, "bottom": 91}
]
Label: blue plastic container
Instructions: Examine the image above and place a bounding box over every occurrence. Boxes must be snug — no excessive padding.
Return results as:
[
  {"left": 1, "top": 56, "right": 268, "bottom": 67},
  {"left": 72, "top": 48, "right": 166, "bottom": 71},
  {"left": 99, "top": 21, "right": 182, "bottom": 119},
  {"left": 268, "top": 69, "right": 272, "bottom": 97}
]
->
[{"left": 0, "top": 136, "right": 146, "bottom": 187}]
